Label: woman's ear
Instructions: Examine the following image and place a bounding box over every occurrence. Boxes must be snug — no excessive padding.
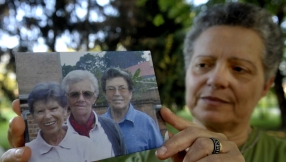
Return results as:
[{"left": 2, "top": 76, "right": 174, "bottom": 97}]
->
[{"left": 261, "top": 77, "right": 275, "bottom": 97}]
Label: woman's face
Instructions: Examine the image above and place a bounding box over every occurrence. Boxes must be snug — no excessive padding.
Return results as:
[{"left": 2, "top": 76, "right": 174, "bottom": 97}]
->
[
  {"left": 67, "top": 79, "right": 97, "bottom": 117},
  {"left": 104, "top": 77, "right": 132, "bottom": 110},
  {"left": 186, "top": 26, "right": 273, "bottom": 128},
  {"left": 33, "top": 99, "right": 66, "bottom": 135}
]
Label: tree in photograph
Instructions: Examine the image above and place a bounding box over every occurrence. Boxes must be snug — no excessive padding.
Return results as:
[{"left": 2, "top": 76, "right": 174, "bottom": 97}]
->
[{"left": 103, "top": 51, "right": 145, "bottom": 69}]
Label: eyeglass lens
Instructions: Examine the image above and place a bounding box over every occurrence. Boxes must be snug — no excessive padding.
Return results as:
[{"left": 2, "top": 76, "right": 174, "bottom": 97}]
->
[
  {"left": 106, "top": 86, "right": 127, "bottom": 94},
  {"left": 68, "top": 91, "right": 94, "bottom": 99}
]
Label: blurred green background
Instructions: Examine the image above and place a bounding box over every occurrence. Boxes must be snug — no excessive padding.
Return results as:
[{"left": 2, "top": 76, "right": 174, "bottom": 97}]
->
[{"left": 1, "top": 0, "right": 286, "bottom": 154}]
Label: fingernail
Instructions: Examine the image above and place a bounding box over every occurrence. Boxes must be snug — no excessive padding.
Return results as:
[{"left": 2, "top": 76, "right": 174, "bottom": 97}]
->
[
  {"left": 164, "top": 131, "right": 169, "bottom": 141},
  {"left": 156, "top": 146, "right": 167, "bottom": 156},
  {"left": 15, "top": 148, "right": 24, "bottom": 158}
]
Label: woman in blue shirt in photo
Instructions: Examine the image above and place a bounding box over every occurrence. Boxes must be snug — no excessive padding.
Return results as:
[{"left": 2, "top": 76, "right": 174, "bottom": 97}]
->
[{"left": 101, "top": 68, "right": 164, "bottom": 154}]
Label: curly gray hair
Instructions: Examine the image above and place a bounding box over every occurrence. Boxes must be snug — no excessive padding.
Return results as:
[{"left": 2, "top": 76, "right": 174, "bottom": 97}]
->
[{"left": 183, "top": 2, "right": 283, "bottom": 81}]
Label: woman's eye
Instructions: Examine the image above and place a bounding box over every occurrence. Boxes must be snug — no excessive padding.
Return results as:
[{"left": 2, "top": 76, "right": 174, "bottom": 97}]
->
[
  {"left": 233, "top": 66, "right": 245, "bottom": 72},
  {"left": 192, "top": 61, "right": 213, "bottom": 73},
  {"left": 196, "top": 63, "right": 207, "bottom": 68},
  {"left": 36, "top": 110, "right": 43, "bottom": 114},
  {"left": 195, "top": 62, "right": 211, "bottom": 69},
  {"left": 51, "top": 107, "right": 58, "bottom": 111}
]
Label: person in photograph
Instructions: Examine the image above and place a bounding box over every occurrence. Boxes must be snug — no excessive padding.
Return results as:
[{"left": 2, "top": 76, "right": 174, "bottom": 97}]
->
[
  {"left": 101, "top": 67, "right": 164, "bottom": 154},
  {"left": 61, "top": 70, "right": 127, "bottom": 159},
  {"left": 25, "top": 83, "right": 98, "bottom": 162}
]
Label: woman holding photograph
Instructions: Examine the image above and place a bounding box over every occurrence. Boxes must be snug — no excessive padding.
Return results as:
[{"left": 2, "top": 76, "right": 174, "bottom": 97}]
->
[
  {"left": 25, "top": 83, "right": 98, "bottom": 162},
  {"left": 2, "top": 2, "right": 286, "bottom": 162}
]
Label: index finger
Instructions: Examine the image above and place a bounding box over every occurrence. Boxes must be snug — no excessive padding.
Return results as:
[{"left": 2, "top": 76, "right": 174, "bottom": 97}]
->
[
  {"left": 160, "top": 107, "right": 197, "bottom": 131},
  {"left": 12, "top": 99, "right": 21, "bottom": 116}
]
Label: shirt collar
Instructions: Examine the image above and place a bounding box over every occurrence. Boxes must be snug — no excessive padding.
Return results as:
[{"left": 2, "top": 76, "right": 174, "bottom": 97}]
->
[
  {"left": 93, "top": 111, "right": 101, "bottom": 128},
  {"left": 66, "top": 111, "right": 100, "bottom": 134},
  {"left": 106, "top": 103, "right": 136, "bottom": 123},
  {"left": 36, "top": 128, "right": 71, "bottom": 155}
]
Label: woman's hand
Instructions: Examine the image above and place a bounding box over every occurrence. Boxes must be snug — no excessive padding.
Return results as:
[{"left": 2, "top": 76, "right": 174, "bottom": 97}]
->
[
  {"left": 156, "top": 108, "right": 245, "bottom": 162},
  {"left": 0, "top": 99, "right": 31, "bottom": 162}
]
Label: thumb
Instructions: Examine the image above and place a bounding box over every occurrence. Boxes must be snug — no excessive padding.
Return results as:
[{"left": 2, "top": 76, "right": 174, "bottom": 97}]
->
[
  {"left": 0, "top": 147, "right": 31, "bottom": 162},
  {"left": 8, "top": 116, "right": 25, "bottom": 148}
]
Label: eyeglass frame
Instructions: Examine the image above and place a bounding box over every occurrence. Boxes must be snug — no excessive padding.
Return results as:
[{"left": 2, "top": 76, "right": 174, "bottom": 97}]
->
[
  {"left": 66, "top": 91, "right": 95, "bottom": 100},
  {"left": 105, "top": 86, "right": 129, "bottom": 95}
]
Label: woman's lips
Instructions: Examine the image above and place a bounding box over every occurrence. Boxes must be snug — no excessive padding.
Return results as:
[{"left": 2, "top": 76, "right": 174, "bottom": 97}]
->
[
  {"left": 200, "top": 96, "right": 229, "bottom": 105},
  {"left": 75, "top": 105, "right": 86, "bottom": 107},
  {"left": 44, "top": 121, "right": 56, "bottom": 126},
  {"left": 112, "top": 99, "right": 123, "bottom": 102}
]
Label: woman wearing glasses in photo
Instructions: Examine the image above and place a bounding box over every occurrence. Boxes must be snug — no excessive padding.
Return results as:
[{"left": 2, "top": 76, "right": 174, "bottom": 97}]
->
[
  {"left": 101, "top": 68, "right": 164, "bottom": 154},
  {"left": 25, "top": 83, "right": 98, "bottom": 162},
  {"left": 61, "top": 70, "right": 127, "bottom": 160}
]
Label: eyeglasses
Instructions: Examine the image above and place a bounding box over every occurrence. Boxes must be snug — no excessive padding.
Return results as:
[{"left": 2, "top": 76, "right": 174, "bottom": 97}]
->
[
  {"left": 67, "top": 91, "right": 94, "bottom": 100},
  {"left": 106, "top": 86, "right": 128, "bottom": 94}
]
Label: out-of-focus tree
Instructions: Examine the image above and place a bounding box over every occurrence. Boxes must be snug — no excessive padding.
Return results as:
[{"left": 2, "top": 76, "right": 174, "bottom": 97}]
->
[
  {"left": 0, "top": 0, "right": 191, "bottom": 109},
  {"left": 103, "top": 0, "right": 194, "bottom": 109},
  {"left": 1, "top": 0, "right": 286, "bottom": 128}
]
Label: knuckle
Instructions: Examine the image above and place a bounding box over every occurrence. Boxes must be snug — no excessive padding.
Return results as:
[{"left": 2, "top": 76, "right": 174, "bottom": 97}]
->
[
  {"left": 196, "top": 138, "right": 210, "bottom": 149},
  {"left": 228, "top": 141, "right": 238, "bottom": 149},
  {"left": 185, "top": 126, "right": 201, "bottom": 136},
  {"left": 194, "top": 138, "right": 212, "bottom": 155},
  {"left": 216, "top": 132, "right": 227, "bottom": 140}
]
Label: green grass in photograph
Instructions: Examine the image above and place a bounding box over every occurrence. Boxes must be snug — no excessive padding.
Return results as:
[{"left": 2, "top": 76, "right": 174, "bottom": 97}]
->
[{"left": 0, "top": 121, "right": 9, "bottom": 150}]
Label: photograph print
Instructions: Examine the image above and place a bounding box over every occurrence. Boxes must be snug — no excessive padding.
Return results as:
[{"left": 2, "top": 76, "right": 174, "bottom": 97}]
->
[{"left": 15, "top": 51, "right": 167, "bottom": 162}]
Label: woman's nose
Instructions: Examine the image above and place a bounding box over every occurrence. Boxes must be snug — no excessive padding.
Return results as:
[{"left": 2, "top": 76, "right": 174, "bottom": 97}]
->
[
  {"left": 78, "top": 93, "right": 85, "bottom": 100},
  {"left": 113, "top": 88, "right": 121, "bottom": 95},
  {"left": 44, "top": 110, "right": 52, "bottom": 118},
  {"left": 207, "top": 64, "right": 230, "bottom": 89}
]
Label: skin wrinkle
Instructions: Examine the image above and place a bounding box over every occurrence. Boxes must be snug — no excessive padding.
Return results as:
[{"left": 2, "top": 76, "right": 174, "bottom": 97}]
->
[
  {"left": 186, "top": 25, "right": 273, "bottom": 148},
  {"left": 32, "top": 99, "right": 67, "bottom": 146},
  {"left": 4, "top": 3, "right": 283, "bottom": 160},
  {"left": 104, "top": 77, "right": 132, "bottom": 123},
  {"left": 67, "top": 80, "right": 97, "bottom": 125}
]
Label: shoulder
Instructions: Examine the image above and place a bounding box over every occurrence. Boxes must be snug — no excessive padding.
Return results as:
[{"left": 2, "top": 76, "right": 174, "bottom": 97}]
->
[
  {"left": 66, "top": 132, "right": 97, "bottom": 151},
  {"left": 259, "top": 130, "right": 286, "bottom": 148},
  {"left": 98, "top": 115, "right": 120, "bottom": 132},
  {"left": 243, "top": 128, "right": 286, "bottom": 162},
  {"left": 70, "top": 132, "right": 91, "bottom": 142},
  {"left": 101, "top": 112, "right": 108, "bottom": 117},
  {"left": 98, "top": 115, "right": 117, "bottom": 125},
  {"left": 133, "top": 109, "right": 158, "bottom": 127},
  {"left": 134, "top": 109, "right": 153, "bottom": 120},
  {"left": 25, "top": 133, "right": 44, "bottom": 149},
  {"left": 25, "top": 138, "right": 38, "bottom": 148}
]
